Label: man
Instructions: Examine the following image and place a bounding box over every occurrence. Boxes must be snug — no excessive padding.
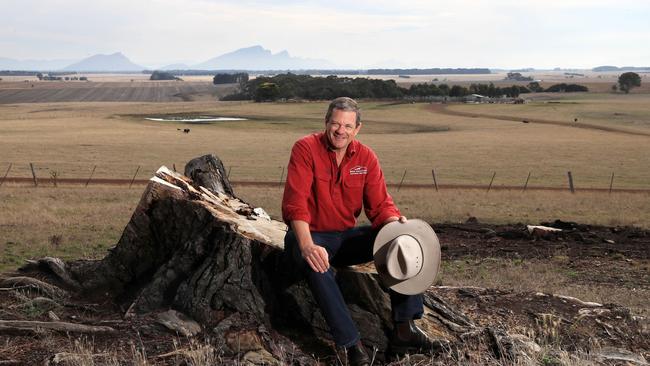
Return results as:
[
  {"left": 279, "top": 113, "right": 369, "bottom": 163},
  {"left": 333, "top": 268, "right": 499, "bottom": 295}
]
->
[{"left": 282, "top": 97, "right": 435, "bottom": 365}]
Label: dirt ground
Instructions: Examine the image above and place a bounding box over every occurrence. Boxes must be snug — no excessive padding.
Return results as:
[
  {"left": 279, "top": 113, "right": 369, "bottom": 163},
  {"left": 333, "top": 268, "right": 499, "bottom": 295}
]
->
[
  {"left": 0, "top": 219, "right": 647, "bottom": 365},
  {"left": 437, "top": 219, "right": 649, "bottom": 261}
]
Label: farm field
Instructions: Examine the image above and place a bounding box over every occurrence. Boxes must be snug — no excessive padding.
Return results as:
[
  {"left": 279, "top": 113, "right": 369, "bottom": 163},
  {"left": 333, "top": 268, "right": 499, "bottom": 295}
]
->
[
  {"left": 0, "top": 79, "right": 234, "bottom": 103},
  {"left": 448, "top": 93, "right": 650, "bottom": 134},
  {"left": 1, "top": 81, "right": 649, "bottom": 264},
  {"left": 1, "top": 94, "right": 649, "bottom": 188},
  {"left": 0, "top": 78, "right": 649, "bottom": 364}
]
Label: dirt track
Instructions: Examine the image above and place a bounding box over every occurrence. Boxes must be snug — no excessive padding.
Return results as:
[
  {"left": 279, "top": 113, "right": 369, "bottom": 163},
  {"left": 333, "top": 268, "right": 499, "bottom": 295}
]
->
[{"left": 427, "top": 103, "right": 650, "bottom": 137}]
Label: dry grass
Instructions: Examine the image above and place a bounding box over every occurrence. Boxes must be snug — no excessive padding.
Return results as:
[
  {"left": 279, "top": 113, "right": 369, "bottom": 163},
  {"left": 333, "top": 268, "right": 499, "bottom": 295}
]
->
[
  {"left": 2, "top": 183, "right": 647, "bottom": 271},
  {"left": 1, "top": 97, "right": 648, "bottom": 189},
  {"left": 450, "top": 93, "right": 650, "bottom": 133},
  {"left": 0, "top": 184, "right": 141, "bottom": 272},
  {"left": 237, "top": 185, "right": 650, "bottom": 228},
  {"left": 439, "top": 257, "right": 649, "bottom": 318}
]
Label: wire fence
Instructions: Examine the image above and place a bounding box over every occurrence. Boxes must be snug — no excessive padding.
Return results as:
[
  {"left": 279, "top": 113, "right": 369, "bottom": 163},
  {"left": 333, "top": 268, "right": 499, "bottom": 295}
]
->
[{"left": 1, "top": 161, "right": 649, "bottom": 193}]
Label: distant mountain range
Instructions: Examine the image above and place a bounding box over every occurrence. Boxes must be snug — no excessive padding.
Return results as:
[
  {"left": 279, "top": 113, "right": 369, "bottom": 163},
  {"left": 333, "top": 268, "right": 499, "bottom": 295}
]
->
[
  {"left": 61, "top": 52, "right": 145, "bottom": 72},
  {"left": 2, "top": 48, "right": 649, "bottom": 72},
  {"left": 191, "top": 45, "right": 334, "bottom": 70},
  {"left": 0, "top": 46, "right": 335, "bottom": 72}
]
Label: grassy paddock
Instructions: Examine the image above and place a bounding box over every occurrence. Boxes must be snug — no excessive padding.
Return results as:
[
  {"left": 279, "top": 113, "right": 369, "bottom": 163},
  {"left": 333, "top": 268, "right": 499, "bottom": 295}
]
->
[
  {"left": 1, "top": 184, "right": 648, "bottom": 315},
  {"left": 237, "top": 185, "right": 650, "bottom": 228},
  {"left": 450, "top": 93, "right": 650, "bottom": 133},
  {"left": 1, "top": 98, "right": 649, "bottom": 188},
  {"left": 0, "top": 184, "right": 141, "bottom": 271},
  {"left": 3, "top": 184, "right": 648, "bottom": 273}
]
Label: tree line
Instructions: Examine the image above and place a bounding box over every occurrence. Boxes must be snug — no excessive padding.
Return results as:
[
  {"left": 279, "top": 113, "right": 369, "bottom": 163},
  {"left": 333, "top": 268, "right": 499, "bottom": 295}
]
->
[
  {"left": 221, "top": 74, "right": 591, "bottom": 102},
  {"left": 213, "top": 73, "right": 249, "bottom": 84}
]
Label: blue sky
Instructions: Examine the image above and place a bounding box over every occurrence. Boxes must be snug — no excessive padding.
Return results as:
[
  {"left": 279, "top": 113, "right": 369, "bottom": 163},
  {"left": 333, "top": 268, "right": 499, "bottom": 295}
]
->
[{"left": 2, "top": 0, "right": 649, "bottom": 68}]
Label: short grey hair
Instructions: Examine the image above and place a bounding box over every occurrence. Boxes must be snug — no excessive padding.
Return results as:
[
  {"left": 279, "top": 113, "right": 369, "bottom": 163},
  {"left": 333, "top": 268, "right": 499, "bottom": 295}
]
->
[{"left": 325, "top": 97, "right": 361, "bottom": 126}]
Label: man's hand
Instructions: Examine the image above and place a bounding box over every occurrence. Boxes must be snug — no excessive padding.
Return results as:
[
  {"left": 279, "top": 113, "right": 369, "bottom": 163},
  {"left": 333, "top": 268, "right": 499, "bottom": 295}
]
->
[
  {"left": 290, "top": 220, "right": 330, "bottom": 273},
  {"left": 301, "top": 243, "right": 330, "bottom": 273},
  {"left": 383, "top": 215, "right": 408, "bottom": 225}
]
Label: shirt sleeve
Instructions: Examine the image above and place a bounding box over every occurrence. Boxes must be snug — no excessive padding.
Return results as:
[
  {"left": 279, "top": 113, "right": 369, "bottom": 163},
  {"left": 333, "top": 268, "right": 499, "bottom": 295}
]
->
[
  {"left": 282, "top": 139, "right": 314, "bottom": 224},
  {"left": 363, "top": 149, "right": 400, "bottom": 229}
]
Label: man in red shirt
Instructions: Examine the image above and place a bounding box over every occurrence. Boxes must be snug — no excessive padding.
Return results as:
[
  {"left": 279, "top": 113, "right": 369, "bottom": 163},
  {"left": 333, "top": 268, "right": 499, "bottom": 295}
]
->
[{"left": 282, "top": 97, "right": 435, "bottom": 365}]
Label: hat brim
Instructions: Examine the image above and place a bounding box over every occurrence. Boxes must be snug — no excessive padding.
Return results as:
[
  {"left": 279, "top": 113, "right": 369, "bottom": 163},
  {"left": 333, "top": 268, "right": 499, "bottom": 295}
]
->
[{"left": 373, "top": 219, "right": 441, "bottom": 295}]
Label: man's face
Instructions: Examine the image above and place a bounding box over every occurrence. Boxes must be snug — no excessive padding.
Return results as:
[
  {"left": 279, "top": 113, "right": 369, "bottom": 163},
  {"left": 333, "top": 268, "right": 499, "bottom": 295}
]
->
[{"left": 325, "top": 109, "right": 362, "bottom": 153}]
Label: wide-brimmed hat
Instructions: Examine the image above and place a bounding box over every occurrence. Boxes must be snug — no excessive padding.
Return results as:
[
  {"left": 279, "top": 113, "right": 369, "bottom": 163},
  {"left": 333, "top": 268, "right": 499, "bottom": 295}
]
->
[{"left": 373, "top": 219, "right": 441, "bottom": 295}]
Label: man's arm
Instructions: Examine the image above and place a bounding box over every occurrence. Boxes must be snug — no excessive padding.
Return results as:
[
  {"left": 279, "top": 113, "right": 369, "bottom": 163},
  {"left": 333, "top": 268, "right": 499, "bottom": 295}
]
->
[
  {"left": 290, "top": 220, "right": 329, "bottom": 273},
  {"left": 363, "top": 149, "right": 402, "bottom": 228},
  {"left": 281, "top": 138, "right": 329, "bottom": 273},
  {"left": 282, "top": 139, "right": 314, "bottom": 224}
]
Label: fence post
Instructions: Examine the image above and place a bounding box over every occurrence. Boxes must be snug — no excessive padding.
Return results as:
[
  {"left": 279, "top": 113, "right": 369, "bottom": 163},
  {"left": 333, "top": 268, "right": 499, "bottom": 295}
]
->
[
  {"left": 85, "top": 165, "right": 97, "bottom": 187},
  {"left": 227, "top": 166, "right": 232, "bottom": 179},
  {"left": 50, "top": 171, "right": 58, "bottom": 187},
  {"left": 431, "top": 169, "right": 439, "bottom": 192},
  {"left": 0, "top": 163, "right": 12, "bottom": 187},
  {"left": 487, "top": 172, "right": 496, "bottom": 193},
  {"left": 173, "top": 163, "right": 177, "bottom": 172},
  {"left": 279, "top": 166, "right": 285, "bottom": 184},
  {"left": 129, "top": 166, "right": 140, "bottom": 188},
  {"left": 523, "top": 171, "right": 531, "bottom": 192},
  {"left": 609, "top": 172, "right": 615, "bottom": 194},
  {"left": 567, "top": 171, "right": 575, "bottom": 193},
  {"left": 397, "top": 169, "right": 407, "bottom": 192},
  {"left": 30, "top": 163, "right": 38, "bottom": 187}
]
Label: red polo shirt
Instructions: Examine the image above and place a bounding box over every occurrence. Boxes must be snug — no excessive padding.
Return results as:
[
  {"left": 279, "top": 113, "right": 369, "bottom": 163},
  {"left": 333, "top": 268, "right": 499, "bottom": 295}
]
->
[{"left": 282, "top": 132, "right": 400, "bottom": 232}]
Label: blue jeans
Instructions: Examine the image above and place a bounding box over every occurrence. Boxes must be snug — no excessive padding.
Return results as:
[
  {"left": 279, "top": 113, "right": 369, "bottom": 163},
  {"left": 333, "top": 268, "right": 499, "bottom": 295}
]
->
[{"left": 284, "top": 226, "right": 424, "bottom": 347}]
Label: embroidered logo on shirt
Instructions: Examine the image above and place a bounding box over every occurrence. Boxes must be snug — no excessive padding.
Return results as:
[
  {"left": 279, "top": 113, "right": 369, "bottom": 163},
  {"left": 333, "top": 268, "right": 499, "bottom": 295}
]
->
[{"left": 349, "top": 166, "right": 368, "bottom": 175}]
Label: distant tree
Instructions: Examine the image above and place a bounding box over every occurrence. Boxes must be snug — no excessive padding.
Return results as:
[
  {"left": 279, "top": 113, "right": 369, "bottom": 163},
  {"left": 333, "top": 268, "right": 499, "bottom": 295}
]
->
[
  {"left": 255, "top": 82, "right": 280, "bottom": 102},
  {"left": 437, "top": 83, "right": 450, "bottom": 96},
  {"left": 36, "top": 72, "right": 43, "bottom": 80},
  {"left": 611, "top": 84, "right": 618, "bottom": 92},
  {"left": 408, "top": 83, "right": 443, "bottom": 97},
  {"left": 150, "top": 71, "right": 181, "bottom": 81},
  {"left": 500, "top": 85, "right": 530, "bottom": 97},
  {"left": 213, "top": 73, "right": 249, "bottom": 85},
  {"left": 527, "top": 81, "right": 543, "bottom": 92},
  {"left": 505, "top": 72, "right": 533, "bottom": 81},
  {"left": 449, "top": 85, "right": 469, "bottom": 97},
  {"left": 545, "top": 83, "right": 588, "bottom": 93},
  {"left": 618, "top": 72, "right": 641, "bottom": 94}
]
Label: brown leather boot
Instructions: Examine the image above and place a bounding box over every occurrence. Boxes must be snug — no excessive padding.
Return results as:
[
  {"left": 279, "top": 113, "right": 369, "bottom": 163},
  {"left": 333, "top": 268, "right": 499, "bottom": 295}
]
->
[
  {"left": 390, "top": 320, "right": 440, "bottom": 354},
  {"left": 335, "top": 340, "right": 370, "bottom": 366}
]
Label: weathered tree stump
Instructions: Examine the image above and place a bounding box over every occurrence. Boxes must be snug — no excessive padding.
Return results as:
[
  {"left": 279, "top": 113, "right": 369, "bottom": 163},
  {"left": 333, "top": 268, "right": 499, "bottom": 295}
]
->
[{"left": 10, "top": 154, "right": 646, "bottom": 364}]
